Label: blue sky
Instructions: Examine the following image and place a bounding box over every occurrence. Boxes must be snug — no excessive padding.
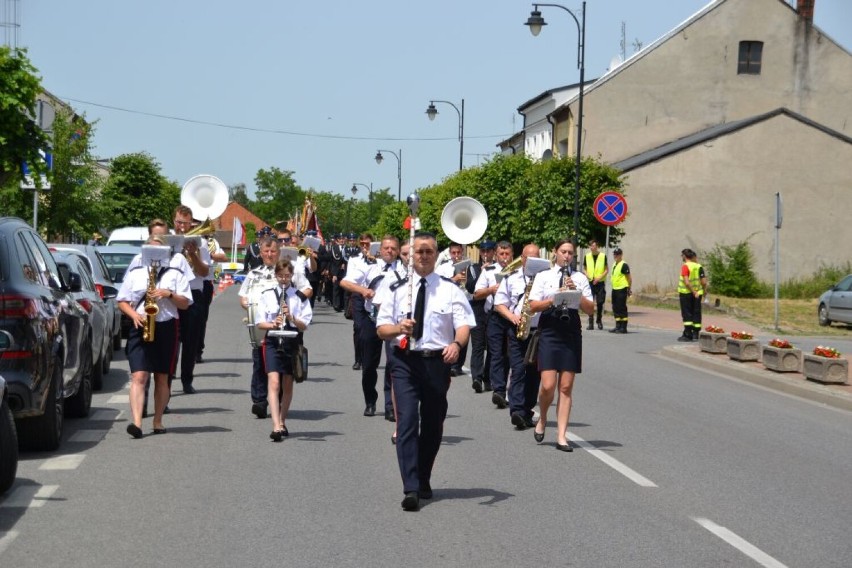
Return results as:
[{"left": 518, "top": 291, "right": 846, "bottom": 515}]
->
[{"left": 18, "top": 0, "right": 852, "bottom": 201}]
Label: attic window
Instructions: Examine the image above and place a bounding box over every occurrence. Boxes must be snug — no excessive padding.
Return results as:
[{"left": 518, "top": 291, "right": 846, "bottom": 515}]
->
[{"left": 738, "top": 41, "right": 763, "bottom": 75}]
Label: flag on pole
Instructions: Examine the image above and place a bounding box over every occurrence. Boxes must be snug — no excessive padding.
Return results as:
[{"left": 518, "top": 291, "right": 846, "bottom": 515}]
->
[{"left": 233, "top": 217, "right": 246, "bottom": 246}]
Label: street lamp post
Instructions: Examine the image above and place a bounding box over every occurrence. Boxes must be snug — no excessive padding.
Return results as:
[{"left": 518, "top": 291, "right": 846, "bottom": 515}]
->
[
  {"left": 374, "top": 149, "right": 402, "bottom": 201},
  {"left": 526, "top": 1, "right": 585, "bottom": 250},
  {"left": 425, "top": 98, "right": 465, "bottom": 171},
  {"left": 347, "top": 185, "right": 357, "bottom": 232},
  {"left": 352, "top": 182, "right": 373, "bottom": 224}
]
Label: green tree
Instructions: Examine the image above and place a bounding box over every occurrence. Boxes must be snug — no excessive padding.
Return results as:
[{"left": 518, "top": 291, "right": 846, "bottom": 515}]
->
[
  {"left": 0, "top": 47, "right": 48, "bottom": 189},
  {"left": 41, "top": 109, "right": 104, "bottom": 241},
  {"left": 253, "top": 167, "right": 304, "bottom": 225},
  {"left": 229, "top": 182, "right": 250, "bottom": 208},
  {"left": 100, "top": 152, "right": 179, "bottom": 228}
]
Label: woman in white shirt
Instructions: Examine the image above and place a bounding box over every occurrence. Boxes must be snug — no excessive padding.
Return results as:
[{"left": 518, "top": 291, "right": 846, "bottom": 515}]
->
[
  {"left": 257, "top": 260, "right": 313, "bottom": 442},
  {"left": 527, "top": 239, "right": 594, "bottom": 452}
]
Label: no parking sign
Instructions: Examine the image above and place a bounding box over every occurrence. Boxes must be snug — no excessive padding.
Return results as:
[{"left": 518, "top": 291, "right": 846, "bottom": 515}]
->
[{"left": 593, "top": 191, "right": 627, "bottom": 226}]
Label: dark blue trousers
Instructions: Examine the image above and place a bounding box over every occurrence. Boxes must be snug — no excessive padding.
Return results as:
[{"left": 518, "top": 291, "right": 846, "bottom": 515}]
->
[
  {"left": 359, "top": 311, "right": 383, "bottom": 406},
  {"left": 251, "top": 345, "right": 267, "bottom": 405},
  {"left": 507, "top": 332, "right": 541, "bottom": 419},
  {"left": 351, "top": 294, "right": 363, "bottom": 365},
  {"left": 470, "top": 304, "right": 490, "bottom": 382},
  {"left": 383, "top": 343, "right": 394, "bottom": 414},
  {"left": 177, "top": 289, "right": 204, "bottom": 387},
  {"left": 390, "top": 348, "right": 451, "bottom": 494},
  {"left": 487, "top": 314, "right": 510, "bottom": 395}
]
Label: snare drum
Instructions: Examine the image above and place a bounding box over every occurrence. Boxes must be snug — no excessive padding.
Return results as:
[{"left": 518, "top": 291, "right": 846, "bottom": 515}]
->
[{"left": 244, "top": 273, "right": 278, "bottom": 347}]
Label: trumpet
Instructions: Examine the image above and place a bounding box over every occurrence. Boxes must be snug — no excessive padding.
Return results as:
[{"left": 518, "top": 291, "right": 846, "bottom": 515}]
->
[{"left": 499, "top": 257, "right": 523, "bottom": 277}]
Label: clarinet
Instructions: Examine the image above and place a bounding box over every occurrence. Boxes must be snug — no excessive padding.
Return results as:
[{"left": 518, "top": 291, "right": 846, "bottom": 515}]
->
[{"left": 403, "top": 193, "right": 420, "bottom": 351}]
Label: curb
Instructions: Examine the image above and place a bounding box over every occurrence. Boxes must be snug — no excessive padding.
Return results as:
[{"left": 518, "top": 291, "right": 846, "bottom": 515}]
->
[{"left": 659, "top": 344, "right": 852, "bottom": 412}]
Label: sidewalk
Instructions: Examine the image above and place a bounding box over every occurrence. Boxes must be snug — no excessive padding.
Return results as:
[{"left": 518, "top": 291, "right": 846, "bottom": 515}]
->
[{"left": 625, "top": 304, "right": 852, "bottom": 412}]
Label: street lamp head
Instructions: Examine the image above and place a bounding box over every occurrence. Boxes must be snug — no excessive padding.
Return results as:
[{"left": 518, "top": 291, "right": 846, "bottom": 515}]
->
[
  {"left": 374, "top": 151, "right": 384, "bottom": 165},
  {"left": 350, "top": 184, "right": 358, "bottom": 195},
  {"left": 425, "top": 103, "right": 438, "bottom": 121},
  {"left": 525, "top": 8, "right": 547, "bottom": 36}
]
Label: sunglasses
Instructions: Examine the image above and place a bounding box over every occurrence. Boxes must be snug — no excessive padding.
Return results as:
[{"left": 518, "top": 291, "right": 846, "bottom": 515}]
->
[{"left": 279, "top": 237, "right": 292, "bottom": 243}]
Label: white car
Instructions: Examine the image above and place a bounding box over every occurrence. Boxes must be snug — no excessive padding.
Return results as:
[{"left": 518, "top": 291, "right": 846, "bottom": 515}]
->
[{"left": 818, "top": 274, "right": 852, "bottom": 326}]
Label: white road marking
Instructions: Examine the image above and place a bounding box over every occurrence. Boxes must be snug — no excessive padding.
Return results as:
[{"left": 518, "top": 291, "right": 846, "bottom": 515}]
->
[
  {"left": 0, "top": 531, "right": 19, "bottom": 554},
  {"left": 693, "top": 517, "right": 788, "bottom": 568},
  {"left": 89, "top": 409, "right": 121, "bottom": 421},
  {"left": 39, "top": 454, "right": 86, "bottom": 470},
  {"left": 567, "top": 432, "right": 658, "bottom": 488},
  {"left": 0, "top": 485, "right": 59, "bottom": 508},
  {"left": 68, "top": 429, "right": 107, "bottom": 443},
  {"left": 107, "top": 394, "right": 129, "bottom": 404}
]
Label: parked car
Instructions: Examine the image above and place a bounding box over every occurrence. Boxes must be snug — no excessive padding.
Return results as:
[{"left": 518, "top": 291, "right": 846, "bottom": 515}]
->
[
  {"left": 0, "top": 217, "right": 93, "bottom": 450},
  {"left": 96, "top": 245, "right": 141, "bottom": 337},
  {"left": 105, "top": 226, "right": 148, "bottom": 247},
  {"left": 53, "top": 251, "right": 111, "bottom": 392},
  {"left": 818, "top": 274, "right": 852, "bottom": 326},
  {"left": 0, "top": 374, "right": 18, "bottom": 494},
  {"left": 49, "top": 244, "right": 122, "bottom": 351}
]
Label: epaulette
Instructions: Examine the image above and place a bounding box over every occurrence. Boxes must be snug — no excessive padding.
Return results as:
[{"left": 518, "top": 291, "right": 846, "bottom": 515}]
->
[
  {"left": 440, "top": 276, "right": 454, "bottom": 283},
  {"left": 509, "top": 269, "right": 520, "bottom": 276},
  {"left": 368, "top": 275, "right": 385, "bottom": 290},
  {"left": 484, "top": 265, "right": 497, "bottom": 271},
  {"left": 295, "top": 290, "right": 308, "bottom": 302},
  {"left": 389, "top": 277, "right": 409, "bottom": 292}
]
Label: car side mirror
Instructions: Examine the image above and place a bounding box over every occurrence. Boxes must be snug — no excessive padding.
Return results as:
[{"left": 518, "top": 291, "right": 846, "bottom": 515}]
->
[
  {"left": 102, "top": 285, "right": 118, "bottom": 299},
  {"left": 67, "top": 271, "right": 83, "bottom": 292}
]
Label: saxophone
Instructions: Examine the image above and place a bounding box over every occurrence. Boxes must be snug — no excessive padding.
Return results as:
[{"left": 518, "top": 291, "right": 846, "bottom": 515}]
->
[
  {"left": 142, "top": 264, "right": 159, "bottom": 343},
  {"left": 516, "top": 277, "right": 536, "bottom": 340}
]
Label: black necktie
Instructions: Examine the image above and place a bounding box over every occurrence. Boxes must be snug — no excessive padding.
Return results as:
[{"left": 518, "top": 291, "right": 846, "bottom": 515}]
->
[
  {"left": 383, "top": 263, "right": 392, "bottom": 272},
  {"left": 412, "top": 277, "right": 426, "bottom": 340}
]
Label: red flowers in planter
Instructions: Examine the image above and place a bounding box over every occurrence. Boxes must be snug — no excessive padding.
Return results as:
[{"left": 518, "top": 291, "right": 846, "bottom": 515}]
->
[
  {"left": 705, "top": 325, "right": 724, "bottom": 333},
  {"left": 768, "top": 338, "right": 794, "bottom": 349},
  {"left": 813, "top": 345, "right": 841, "bottom": 358},
  {"left": 730, "top": 331, "right": 754, "bottom": 340}
]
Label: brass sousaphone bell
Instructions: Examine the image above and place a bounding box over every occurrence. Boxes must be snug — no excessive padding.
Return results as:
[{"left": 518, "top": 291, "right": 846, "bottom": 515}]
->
[
  {"left": 440, "top": 197, "right": 488, "bottom": 245},
  {"left": 181, "top": 174, "right": 229, "bottom": 236}
]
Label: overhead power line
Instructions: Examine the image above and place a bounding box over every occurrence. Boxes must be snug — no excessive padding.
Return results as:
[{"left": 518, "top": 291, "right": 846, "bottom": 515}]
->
[{"left": 62, "top": 97, "right": 511, "bottom": 142}]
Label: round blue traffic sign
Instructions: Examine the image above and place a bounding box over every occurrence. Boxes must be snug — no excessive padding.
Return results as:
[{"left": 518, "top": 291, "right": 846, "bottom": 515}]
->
[{"left": 593, "top": 191, "right": 627, "bottom": 226}]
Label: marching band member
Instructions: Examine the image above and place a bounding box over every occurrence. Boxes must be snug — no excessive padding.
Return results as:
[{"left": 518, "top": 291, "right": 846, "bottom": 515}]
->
[
  {"left": 341, "top": 233, "right": 372, "bottom": 373},
  {"left": 467, "top": 240, "right": 495, "bottom": 393},
  {"left": 435, "top": 242, "right": 468, "bottom": 377},
  {"left": 239, "top": 235, "right": 280, "bottom": 419},
  {"left": 492, "top": 244, "right": 542, "bottom": 431},
  {"left": 172, "top": 205, "right": 211, "bottom": 394},
  {"left": 117, "top": 234, "right": 192, "bottom": 438},
  {"left": 473, "top": 240, "right": 513, "bottom": 408},
  {"left": 197, "top": 232, "right": 227, "bottom": 364},
  {"left": 377, "top": 232, "right": 475, "bottom": 511},
  {"left": 528, "top": 239, "right": 594, "bottom": 452},
  {"left": 256, "top": 260, "right": 312, "bottom": 441}
]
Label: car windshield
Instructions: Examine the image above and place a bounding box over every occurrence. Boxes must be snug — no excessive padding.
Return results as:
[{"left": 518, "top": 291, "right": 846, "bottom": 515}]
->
[{"left": 99, "top": 252, "right": 136, "bottom": 283}]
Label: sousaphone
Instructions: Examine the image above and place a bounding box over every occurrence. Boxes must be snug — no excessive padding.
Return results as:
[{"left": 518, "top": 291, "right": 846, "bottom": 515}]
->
[
  {"left": 441, "top": 197, "right": 488, "bottom": 245},
  {"left": 181, "top": 174, "right": 229, "bottom": 235}
]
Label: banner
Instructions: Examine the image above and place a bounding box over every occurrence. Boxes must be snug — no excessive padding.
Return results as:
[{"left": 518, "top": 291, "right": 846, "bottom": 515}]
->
[{"left": 233, "top": 217, "right": 245, "bottom": 246}]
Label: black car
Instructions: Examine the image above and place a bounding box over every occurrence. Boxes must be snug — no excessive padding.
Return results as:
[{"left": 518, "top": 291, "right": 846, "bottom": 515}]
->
[
  {"left": 0, "top": 374, "right": 18, "bottom": 494},
  {"left": 49, "top": 244, "right": 122, "bottom": 350},
  {"left": 0, "top": 217, "right": 93, "bottom": 450},
  {"left": 53, "top": 250, "right": 111, "bottom": 393}
]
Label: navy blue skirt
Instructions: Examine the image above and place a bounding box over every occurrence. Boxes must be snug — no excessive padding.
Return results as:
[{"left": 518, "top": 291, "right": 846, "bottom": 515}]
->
[
  {"left": 125, "top": 319, "right": 180, "bottom": 374},
  {"left": 537, "top": 309, "right": 583, "bottom": 373},
  {"left": 263, "top": 337, "right": 297, "bottom": 376}
]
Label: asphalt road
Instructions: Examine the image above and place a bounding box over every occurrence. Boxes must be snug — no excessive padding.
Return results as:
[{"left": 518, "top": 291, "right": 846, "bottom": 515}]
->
[{"left": 1, "top": 285, "right": 850, "bottom": 567}]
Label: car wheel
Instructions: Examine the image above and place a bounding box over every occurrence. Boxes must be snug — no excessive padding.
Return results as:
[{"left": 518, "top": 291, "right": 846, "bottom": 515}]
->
[
  {"left": 93, "top": 349, "right": 106, "bottom": 391},
  {"left": 19, "top": 360, "right": 64, "bottom": 451},
  {"left": 0, "top": 395, "right": 19, "bottom": 494},
  {"left": 818, "top": 303, "right": 831, "bottom": 327},
  {"left": 67, "top": 347, "right": 93, "bottom": 418}
]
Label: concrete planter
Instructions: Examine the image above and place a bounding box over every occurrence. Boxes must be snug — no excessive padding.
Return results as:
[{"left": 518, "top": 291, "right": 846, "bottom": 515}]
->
[
  {"left": 726, "top": 338, "right": 760, "bottom": 362},
  {"left": 802, "top": 354, "right": 848, "bottom": 384},
  {"left": 698, "top": 331, "right": 727, "bottom": 354},
  {"left": 761, "top": 346, "right": 802, "bottom": 373}
]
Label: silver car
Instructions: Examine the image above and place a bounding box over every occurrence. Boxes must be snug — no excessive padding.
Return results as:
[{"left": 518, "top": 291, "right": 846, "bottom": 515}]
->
[{"left": 818, "top": 274, "right": 852, "bottom": 326}]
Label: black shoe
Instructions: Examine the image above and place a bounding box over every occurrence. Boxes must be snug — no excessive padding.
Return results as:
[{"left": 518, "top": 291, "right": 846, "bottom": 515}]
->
[
  {"left": 183, "top": 384, "right": 197, "bottom": 394},
  {"left": 391, "top": 433, "right": 397, "bottom": 445},
  {"left": 449, "top": 367, "right": 459, "bottom": 377},
  {"left": 597, "top": 321, "right": 603, "bottom": 330},
  {"left": 152, "top": 427, "right": 167, "bottom": 435},
  {"left": 556, "top": 442, "right": 573, "bottom": 452},
  {"left": 472, "top": 379, "right": 483, "bottom": 393},
  {"left": 587, "top": 323, "right": 594, "bottom": 330},
  {"left": 492, "top": 392, "right": 508, "bottom": 409},
  {"left": 281, "top": 425, "right": 289, "bottom": 437},
  {"left": 384, "top": 409, "right": 396, "bottom": 422},
  {"left": 523, "top": 415, "right": 536, "bottom": 428},
  {"left": 401, "top": 492, "right": 420, "bottom": 511},
  {"left": 251, "top": 403, "right": 267, "bottom": 419},
  {"left": 142, "top": 408, "right": 149, "bottom": 419},
  {"left": 163, "top": 405, "right": 171, "bottom": 414},
  {"left": 609, "top": 326, "right": 619, "bottom": 333},
  {"left": 195, "top": 355, "right": 204, "bottom": 363},
  {"left": 677, "top": 334, "right": 692, "bottom": 342},
  {"left": 483, "top": 380, "right": 493, "bottom": 392},
  {"left": 510, "top": 411, "right": 529, "bottom": 430},
  {"left": 126, "top": 424, "right": 143, "bottom": 439},
  {"left": 419, "top": 483, "right": 433, "bottom": 500},
  {"left": 364, "top": 404, "right": 376, "bottom": 417},
  {"left": 352, "top": 362, "right": 362, "bottom": 371},
  {"left": 270, "top": 430, "right": 283, "bottom": 442}
]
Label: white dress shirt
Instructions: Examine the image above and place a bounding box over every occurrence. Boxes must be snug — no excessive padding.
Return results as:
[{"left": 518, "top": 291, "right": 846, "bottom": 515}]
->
[
  {"left": 376, "top": 271, "right": 476, "bottom": 350},
  {"left": 117, "top": 263, "right": 193, "bottom": 321},
  {"left": 528, "top": 265, "right": 593, "bottom": 307},
  {"left": 494, "top": 269, "right": 541, "bottom": 329},
  {"left": 258, "top": 285, "right": 313, "bottom": 329},
  {"left": 474, "top": 265, "right": 501, "bottom": 312}
]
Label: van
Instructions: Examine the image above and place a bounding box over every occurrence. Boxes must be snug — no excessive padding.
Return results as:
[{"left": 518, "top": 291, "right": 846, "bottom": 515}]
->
[{"left": 105, "top": 226, "right": 148, "bottom": 247}]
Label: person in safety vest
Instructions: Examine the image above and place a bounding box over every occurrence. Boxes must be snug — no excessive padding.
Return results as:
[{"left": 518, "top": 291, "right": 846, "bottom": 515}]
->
[
  {"left": 583, "top": 239, "right": 608, "bottom": 330},
  {"left": 608, "top": 248, "right": 632, "bottom": 334},
  {"left": 677, "top": 248, "right": 707, "bottom": 341}
]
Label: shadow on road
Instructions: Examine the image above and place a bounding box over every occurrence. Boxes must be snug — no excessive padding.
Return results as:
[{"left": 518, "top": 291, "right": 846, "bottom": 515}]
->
[
  {"left": 430, "top": 487, "right": 514, "bottom": 506},
  {"left": 287, "top": 409, "right": 344, "bottom": 421},
  {"left": 289, "top": 430, "right": 343, "bottom": 441}
]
